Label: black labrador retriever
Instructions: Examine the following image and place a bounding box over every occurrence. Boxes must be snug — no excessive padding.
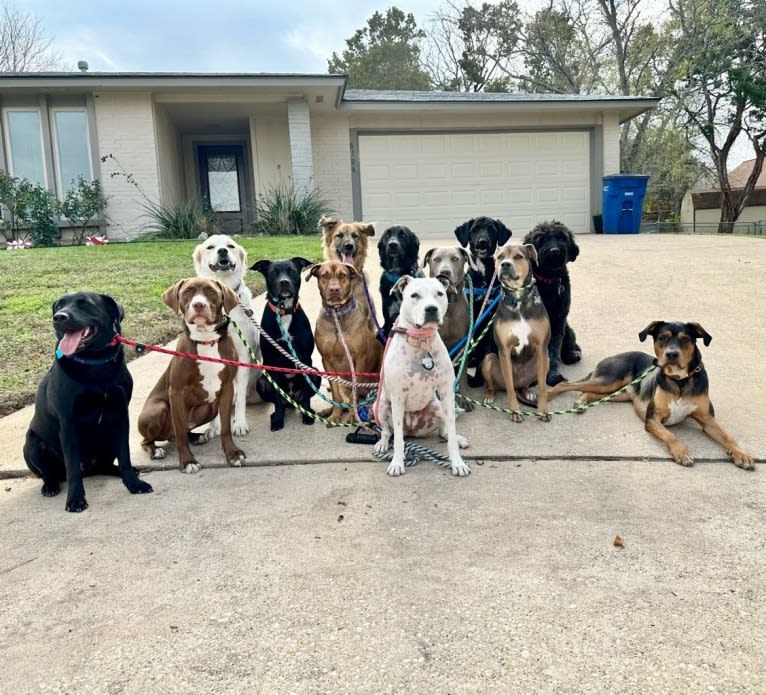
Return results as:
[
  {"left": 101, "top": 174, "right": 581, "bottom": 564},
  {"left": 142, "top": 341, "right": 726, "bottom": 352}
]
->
[
  {"left": 377, "top": 225, "right": 422, "bottom": 336},
  {"left": 23, "top": 292, "right": 153, "bottom": 512}
]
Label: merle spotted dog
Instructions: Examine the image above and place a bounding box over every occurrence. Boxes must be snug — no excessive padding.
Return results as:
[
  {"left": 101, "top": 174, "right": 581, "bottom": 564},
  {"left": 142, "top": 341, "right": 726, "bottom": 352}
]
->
[
  {"left": 377, "top": 225, "right": 422, "bottom": 336},
  {"left": 453, "top": 216, "right": 513, "bottom": 387},
  {"left": 251, "top": 257, "right": 319, "bottom": 431},
  {"left": 523, "top": 220, "right": 582, "bottom": 386}
]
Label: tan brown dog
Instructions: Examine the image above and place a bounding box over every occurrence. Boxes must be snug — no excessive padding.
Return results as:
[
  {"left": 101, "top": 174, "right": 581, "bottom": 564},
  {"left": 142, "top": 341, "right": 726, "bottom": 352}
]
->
[
  {"left": 482, "top": 243, "right": 551, "bottom": 423},
  {"left": 306, "top": 261, "right": 383, "bottom": 423},
  {"left": 138, "top": 278, "right": 247, "bottom": 473},
  {"left": 423, "top": 246, "right": 469, "bottom": 352},
  {"left": 319, "top": 215, "right": 376, "bottom": 327},
  {"left": 547, "top": 321, "right": 754, "bottom": 469}
]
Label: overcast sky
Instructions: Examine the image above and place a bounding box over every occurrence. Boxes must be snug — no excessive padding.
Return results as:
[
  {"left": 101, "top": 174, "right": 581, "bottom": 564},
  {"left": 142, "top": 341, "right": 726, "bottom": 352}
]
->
[{"left": 25, "top": 0, "right": 456, "bottom": 74}]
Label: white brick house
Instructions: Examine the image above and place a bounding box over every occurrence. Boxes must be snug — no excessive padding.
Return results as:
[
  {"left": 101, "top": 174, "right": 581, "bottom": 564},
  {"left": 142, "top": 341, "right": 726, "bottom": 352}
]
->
[{"left": 0, "top": 72, "right": 658, "bottom": 240}]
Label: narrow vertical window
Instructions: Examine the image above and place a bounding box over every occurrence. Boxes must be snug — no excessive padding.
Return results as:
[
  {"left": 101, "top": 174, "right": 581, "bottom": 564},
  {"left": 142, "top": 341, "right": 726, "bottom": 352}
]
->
[
  {"left": 52, "top": 109, "right": 92, "bottom": 196},
  {"left": 3, "top": 109, "right": 46, "bottom": 186}
]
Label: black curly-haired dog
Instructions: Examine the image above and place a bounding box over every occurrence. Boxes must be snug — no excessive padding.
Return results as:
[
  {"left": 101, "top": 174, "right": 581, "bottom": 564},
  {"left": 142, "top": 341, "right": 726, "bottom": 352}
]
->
[
  {"left": 454, "top": 216, "right": 513, "bottom": 386},
  {"left": 378, "top": 225, "right": 422, "bottom": 336},
  {"left": 522, "top": 220, "right": 582, "bottom": 386}
]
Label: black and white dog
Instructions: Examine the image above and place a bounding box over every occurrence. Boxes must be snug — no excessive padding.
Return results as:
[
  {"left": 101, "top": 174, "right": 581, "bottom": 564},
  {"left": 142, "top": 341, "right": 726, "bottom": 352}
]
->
[
  {"left": 23, "top": 292, "right": 153, "bottom": 512},
  {"left": 453, "top": 216, "right": 513, "bottom": 386},
  {"left": 522, "top": 220, "right": 582, "bottom": 385},
  {"left": 377, "top": 225, "right": 422, "bottom": 336},
  {"left": 251, "top": 257, "right": 320, "bottom": 431}
]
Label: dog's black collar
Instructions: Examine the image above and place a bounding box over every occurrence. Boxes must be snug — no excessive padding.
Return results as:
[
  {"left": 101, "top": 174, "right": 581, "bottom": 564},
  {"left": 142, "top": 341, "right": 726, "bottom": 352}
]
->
[
  {"left": 55, "top": 340, "right": 122, "bottom": 365},
  {"left": 656, "top": 362, "right": 703, "bottom": 382}
]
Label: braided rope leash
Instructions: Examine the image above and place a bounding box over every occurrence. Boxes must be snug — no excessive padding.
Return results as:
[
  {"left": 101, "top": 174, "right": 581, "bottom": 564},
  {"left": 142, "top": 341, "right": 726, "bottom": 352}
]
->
[
  {"left": 456, "top": 364, "right": 658, "bottom": 417},
  {"left": 370, "top": 440, "right": 453, "bottom": 468}
]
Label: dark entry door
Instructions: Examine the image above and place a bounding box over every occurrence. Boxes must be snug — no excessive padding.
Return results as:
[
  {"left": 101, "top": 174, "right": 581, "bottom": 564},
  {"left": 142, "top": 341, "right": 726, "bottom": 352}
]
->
[{"left": 198, "top": 145, "right": 248, "bottom": 233}]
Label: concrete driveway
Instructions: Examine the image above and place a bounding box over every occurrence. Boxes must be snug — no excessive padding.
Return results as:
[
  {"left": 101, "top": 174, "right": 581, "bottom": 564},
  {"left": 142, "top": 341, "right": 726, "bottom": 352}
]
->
[{"left": 1, "top": 233, "right": 764, "bottom": 693}]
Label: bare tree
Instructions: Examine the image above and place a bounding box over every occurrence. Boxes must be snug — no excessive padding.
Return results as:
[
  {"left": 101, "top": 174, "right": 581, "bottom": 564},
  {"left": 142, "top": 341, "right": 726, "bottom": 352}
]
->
[{"left": 0, "top": 1, "right": 63, "bottom": 72}]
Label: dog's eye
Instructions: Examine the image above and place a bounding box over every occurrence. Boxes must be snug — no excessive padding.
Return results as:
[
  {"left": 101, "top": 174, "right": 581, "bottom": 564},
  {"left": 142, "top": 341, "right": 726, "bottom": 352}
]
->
[
  {"left": 679, "top": 336, "right": 690, "bottom": 345},
  {"left": 206, "top": 245, "right": 214, "bottom": 250},
  {"left": 411, "top": 293, "right": 420, "bottom": 299},
  {"left": 436, "top": 291, "right": 445, "bottom": 297}
]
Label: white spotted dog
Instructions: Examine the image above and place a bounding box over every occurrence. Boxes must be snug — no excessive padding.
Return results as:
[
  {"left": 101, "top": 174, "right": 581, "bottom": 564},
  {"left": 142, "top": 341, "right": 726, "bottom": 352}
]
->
[
  {"left": 373, "top": 276, "right": 470, "bottom": 477},
  {"left": 138, "top": 278, "right": 246, "bottom": 474},
  {"left": 193, "top": 234, "right": 261, "bottom": 438}
]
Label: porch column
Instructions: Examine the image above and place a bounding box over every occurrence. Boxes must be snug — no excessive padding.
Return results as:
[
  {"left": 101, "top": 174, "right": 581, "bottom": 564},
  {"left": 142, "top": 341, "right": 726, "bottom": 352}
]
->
[{"left": 287, "top": 98, "right": 314, "bottom": 194}]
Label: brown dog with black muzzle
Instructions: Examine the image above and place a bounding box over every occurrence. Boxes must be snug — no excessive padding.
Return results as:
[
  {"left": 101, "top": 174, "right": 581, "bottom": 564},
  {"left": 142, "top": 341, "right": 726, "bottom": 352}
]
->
[
  {"left": 481, "top": 243, "right": 551, "bottom": 423},
  {"left": 547, "top": 321, "right": 754, "bottom": 469},
  {"left": 138, "top": 277, "right": 247, "bottom": 473},
  {"left": 306, "top": 261, "right": 383, "bottom": 423}
]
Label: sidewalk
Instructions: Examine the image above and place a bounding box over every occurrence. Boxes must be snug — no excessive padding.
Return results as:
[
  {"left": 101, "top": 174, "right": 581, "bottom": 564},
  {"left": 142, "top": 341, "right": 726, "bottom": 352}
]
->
[{"left": 1, "top": 233, "right": 765, "bottom": 693}]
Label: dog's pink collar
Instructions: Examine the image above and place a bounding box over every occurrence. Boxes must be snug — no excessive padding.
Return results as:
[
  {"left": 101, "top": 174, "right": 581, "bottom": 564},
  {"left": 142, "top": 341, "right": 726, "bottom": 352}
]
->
[{"left": 391, "top": 325, "right": 438, "bottom": 350}]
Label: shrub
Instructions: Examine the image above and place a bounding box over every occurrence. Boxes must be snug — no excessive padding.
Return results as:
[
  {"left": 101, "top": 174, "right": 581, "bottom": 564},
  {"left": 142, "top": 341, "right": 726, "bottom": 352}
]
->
[
  {"left": 61, "top": 176, "right": 109, "bottom": 245},
  {"left": 251, "top": 182, "right": 333, "bottom": 235},
  {"left": 141, "top": 198, "right": 219, "bottom": 239},
  {"left": 0, "top": 171, "right": 59, "bottom": 246},
  {"left": 27, "top": 186, "right": 60, "bottom": 247}
]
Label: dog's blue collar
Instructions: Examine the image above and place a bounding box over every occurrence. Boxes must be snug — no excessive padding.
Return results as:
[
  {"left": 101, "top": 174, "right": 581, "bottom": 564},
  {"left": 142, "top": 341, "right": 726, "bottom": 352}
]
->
[
  {"left": 55, "top": 342, "right": 122, "bottom": 365},
  {"left": 464, "top": 285, "right": 499, "bottom": 298},
  {"left": 325, "top": 298, "right": 357, "bottom": 318},
  {"left": 383, "top": 270, "right": 401, "bottom": 284}
]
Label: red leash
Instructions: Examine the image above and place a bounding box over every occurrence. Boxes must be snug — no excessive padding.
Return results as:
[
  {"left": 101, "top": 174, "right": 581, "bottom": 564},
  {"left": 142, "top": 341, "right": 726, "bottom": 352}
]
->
[{"left": 112, "top": 334, "right": 380, "bottom": 379}]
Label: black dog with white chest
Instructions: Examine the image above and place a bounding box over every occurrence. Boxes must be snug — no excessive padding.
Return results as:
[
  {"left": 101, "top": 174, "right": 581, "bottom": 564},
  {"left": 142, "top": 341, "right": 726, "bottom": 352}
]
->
[
  {"left": 523, "top": 220, "right": 582, "bottom": 385},
  {"left": 252, "top": 257, "right": 319, "bottom": 431},
  {"left": 454, "top": 216, "right": 513, "bottom": 386},
  {"left": 23, "top": 292, "right": 153, "bottom": 512},
  {"left": 377, "top": 225, "right": 422, "bottom": 336}
]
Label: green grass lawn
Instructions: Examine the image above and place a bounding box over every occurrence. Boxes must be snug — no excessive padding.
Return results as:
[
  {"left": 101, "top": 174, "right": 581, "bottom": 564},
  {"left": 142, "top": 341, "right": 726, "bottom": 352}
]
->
[{"left": 0, "top": 236, "right": 323, "bottom": 416}]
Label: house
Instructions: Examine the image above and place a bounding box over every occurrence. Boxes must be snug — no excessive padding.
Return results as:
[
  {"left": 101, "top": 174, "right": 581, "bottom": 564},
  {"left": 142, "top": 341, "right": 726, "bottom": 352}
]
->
[
  {"left": 0, "top": 71, "right": 658, "bottom": 240},
  {"left": 681, "top": 159, "right": 766, "bottom": 233}
]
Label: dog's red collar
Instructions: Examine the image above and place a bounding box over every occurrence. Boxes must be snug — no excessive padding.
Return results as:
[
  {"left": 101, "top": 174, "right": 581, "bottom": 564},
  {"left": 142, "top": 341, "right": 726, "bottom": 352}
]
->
[
  {"left": 534, "top": 272, "right": 561, "bottom": 286},
  {"left": 268, "top": 300, "right": 300, "bottom": 316},
  {"left": 391, "top": 325, "right": 438, "bottom": 350}
]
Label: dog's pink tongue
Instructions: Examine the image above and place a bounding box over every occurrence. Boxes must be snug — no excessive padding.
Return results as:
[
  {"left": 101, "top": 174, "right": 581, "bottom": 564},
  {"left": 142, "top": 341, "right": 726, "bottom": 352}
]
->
[
  {"left": 58, "top": 329, "right": 85, "bottom": 357},
  {"left": 342, "top": 253, "right": 354, "bottom": 265}
]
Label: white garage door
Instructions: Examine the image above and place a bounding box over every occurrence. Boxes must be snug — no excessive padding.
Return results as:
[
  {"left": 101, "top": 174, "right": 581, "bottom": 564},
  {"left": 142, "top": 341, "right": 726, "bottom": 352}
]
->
[{"left": 359, "top": 131, "right": 590, "bottom": 238}]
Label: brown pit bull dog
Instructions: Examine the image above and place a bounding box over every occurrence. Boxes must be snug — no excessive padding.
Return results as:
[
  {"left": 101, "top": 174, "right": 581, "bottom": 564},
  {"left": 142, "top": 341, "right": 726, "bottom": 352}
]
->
[
  {"left": 138, "top": 277, "right": 247, "bottom": 473},
  {"left": 423, "top": 246, "right": 469, "bottom": 353},
  {"left": 547, "top": 321, "right": 755, "bottom": 469},
  {"left": 306, "top": 261, "right": 383, "bottom": 423},
  {"left": 481, "top": 243, "right": 551, "bottom": 423}
]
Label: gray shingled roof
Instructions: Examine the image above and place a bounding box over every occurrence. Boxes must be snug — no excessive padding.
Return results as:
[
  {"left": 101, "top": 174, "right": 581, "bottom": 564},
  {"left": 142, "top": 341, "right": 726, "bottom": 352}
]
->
[{"left": 343, "top": 89, "right": 657, "bottom": 105}]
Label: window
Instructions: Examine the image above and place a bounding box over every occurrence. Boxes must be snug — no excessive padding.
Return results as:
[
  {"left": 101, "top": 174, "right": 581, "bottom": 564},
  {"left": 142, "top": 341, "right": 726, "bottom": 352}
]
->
[
  {"left": 51, "top": 109, "right": 92, "bottom": 196},
  {"left": 3, "top": 109, "right": 47, "bottom": 186}
]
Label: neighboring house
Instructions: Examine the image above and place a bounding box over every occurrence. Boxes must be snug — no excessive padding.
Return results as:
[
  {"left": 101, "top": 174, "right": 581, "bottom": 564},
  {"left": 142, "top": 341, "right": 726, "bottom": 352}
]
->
[
  {"left": 0, "top": 70, "right": 658, "bottom": 240},
  {"left": 680, "top": 159, "right": 766, "bottom": 233}
]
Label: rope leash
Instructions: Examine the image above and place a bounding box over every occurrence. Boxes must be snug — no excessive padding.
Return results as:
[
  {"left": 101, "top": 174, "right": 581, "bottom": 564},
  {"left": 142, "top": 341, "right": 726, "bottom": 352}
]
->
[{"left": 370, "top": 440, "right": 453, "bottom": 468}]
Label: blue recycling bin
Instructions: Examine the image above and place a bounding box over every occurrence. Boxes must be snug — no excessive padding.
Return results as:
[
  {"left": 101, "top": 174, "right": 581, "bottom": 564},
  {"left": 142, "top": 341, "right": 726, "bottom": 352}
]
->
[{"left": 602, "top": 174, "right": 649, "bottom": 234}]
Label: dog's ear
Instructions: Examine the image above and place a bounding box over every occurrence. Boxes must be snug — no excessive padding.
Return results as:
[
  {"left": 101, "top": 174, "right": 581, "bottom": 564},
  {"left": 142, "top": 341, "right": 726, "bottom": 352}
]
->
[
  {"left": 218, "top": 282, "right": 240, "bottom": 314},
  {"left": 391, "top": 275, "right": 412, "bottom": 296},
  {"left": 523, "top": 243, "right": 539, "bottom": 265},
  {"left": 250, "top": 259, "right": 271, "bottom": 276},
  {"left": 304, "top": 263, "right": 322, "bottom": 282},
  {"left": 638, "top": 321, "right": 665, "bottom": 343},
  {"left": 162, "top": 280, "right": 186, "bottom": 314},
  {"left": 291, "top": 257, "right": 313, "bottom": 272},
  {"left": 495, "top": 219, "right": 513, "bottom": 245},
  {"left": 359, "top": 222, "right": 375, "bottom": 237},
  {"left": 453, "top": 219, "right": 473, "bottom": 247},
  {"left": 234, "top": 241, "right": 248, "bottom": 268},
  {"left": 318, "top": 215, "right": 340, "bottom": 242},
  {"left": 99, "top": 293, "right": 124, "bottom": 325},
  {"left": 423, "top": 248, "right": 435, "bottom": 268},
  {"left": 457, "top": 247, "right": 469, "bottom": 267},
  {"left": 435, "top": 274, "right": 458, "bottom": 301},
  {"left": 192, "top": 242, "right": 205, "bottom": 272},
  {"left": 687, "top": 322, "right": 713, "bottom": 346},
  {"left": 567, "top": 228, "right": 580, "bottom": 262}
]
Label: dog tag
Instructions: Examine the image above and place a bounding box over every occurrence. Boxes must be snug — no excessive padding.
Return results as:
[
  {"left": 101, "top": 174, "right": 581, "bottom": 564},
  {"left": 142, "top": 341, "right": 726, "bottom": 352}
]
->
[{"left": 421, "top": 352, "right": 435, "bottom": 370}]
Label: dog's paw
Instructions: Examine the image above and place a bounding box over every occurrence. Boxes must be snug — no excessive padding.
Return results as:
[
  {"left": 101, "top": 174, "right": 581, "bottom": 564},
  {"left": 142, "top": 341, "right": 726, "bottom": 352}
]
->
[
  {"left": 232, "top": 421, "right": 250, "bottom": 437},
  {"left": 126, "top": 477, "right": 153, "bottom": 494},
  {"left": 387, "top": 460, "right": 406, "bottom": 476},
  {"left": 671, "top": 446, "right": 694, "bottom": 467},
  {"left": 181, "top": 462, "right": 201, "bottom": 474},
  {"left": 451, "top": 459, "right": 471, "bottom": 477},
  {"left": 269, "top": 413, "right": 285, "bottom": 432},
  {"left": 372, "top": 438, "right": 389, "bottom": 457},
  {"left": 546, "top": 372, "right": 566, "bottom": 387},
  {"left": 538, "top": 412, "right": 552, "bottom": 423},
  {"left": 562, "top": 349, "right": 582, "bottom": 365},
  {"left": 302, "top": 411, "right": 316, "bottom": 426},
  {"left": 466, "top": 371, "right": 484, "bottom": 388},
  {"left": 203, "top": 421, "right": 221, "bottom": 440},
  {"left": 41, "top": 481, "right": 60, "bottom": 497},
  {"left": 150, "top": 446, "right": 166, "bottom": 460},
  {"left": 456, "top": 434, "right": 470, "bottom": 449},
  {"left": 189, "top": 431, "right": 211, "bottom": 446},
  {"left": 65, "top": 495, "right": 89, "bottom": 513},
  {"left": 731, "top": 449, "right": 756, "bottom": 470},
  {"left": 483, "top": 394, "right": 495, "bottom": 405},
  {"left": 227, "top": 450, "right": 246, "bottom": 467},
  {"left": 509, "top": 411, "right": 524, "bottom": 424}
]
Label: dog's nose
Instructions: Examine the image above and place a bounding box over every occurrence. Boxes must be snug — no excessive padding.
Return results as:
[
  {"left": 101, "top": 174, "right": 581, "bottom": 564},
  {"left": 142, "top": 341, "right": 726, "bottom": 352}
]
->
[
  {"left": 53, "top": 311, "right": 69, "bottom": 323},
  {"left": 424, "top": 305, "right": 439, "bottom": 321},
  {"left": 279, "top": 279, "right": 292, "bottom": 290},
  {"left": 343, "top": 242, "right": 354, "bottom": 253},
  {"left": 665, "top": 349, "right": 680, "bottom": 361},
  {"left": 191, "top": 300, "right": 207, "bottom": 312}
]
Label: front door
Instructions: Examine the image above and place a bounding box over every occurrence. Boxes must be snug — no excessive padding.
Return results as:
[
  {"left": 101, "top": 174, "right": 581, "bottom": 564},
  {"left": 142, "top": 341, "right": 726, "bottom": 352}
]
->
[{"left": 198, "top": 145, "right": 248, "bottom": 234}]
